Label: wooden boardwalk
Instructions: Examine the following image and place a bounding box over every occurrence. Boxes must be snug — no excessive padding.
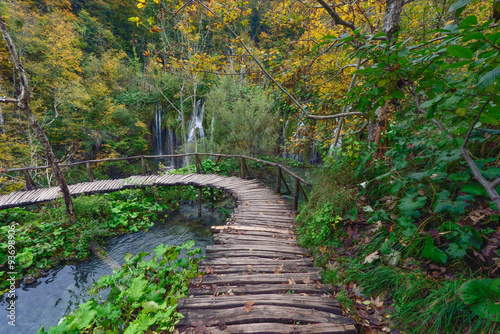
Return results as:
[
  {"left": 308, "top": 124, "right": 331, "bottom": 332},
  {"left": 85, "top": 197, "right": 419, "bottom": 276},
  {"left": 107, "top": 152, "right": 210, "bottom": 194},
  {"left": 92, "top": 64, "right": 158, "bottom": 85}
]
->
[{"left": 0, "top": 174, "right": 356, "bottom": 333}]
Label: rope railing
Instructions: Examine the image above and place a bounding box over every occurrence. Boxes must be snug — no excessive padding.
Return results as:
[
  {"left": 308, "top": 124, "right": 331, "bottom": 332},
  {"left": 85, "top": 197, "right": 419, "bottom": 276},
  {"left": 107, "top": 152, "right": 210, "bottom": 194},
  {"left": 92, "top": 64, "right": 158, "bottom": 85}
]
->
[{"left": 0, "top": 153, "right": 310, "bottom": 210}]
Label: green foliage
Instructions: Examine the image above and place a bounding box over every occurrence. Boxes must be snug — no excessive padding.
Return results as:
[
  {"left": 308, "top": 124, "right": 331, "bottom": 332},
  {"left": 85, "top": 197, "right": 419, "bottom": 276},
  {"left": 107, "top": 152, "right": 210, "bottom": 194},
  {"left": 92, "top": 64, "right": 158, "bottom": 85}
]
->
[
  {"left": 0, "top": 187, "right": 183, "bottom": 292},
  {"left": 458, "top": 279, "right": 500, "bottom": 322},
  {"left": 296, "top": 159, "right": 356, "bottom": 253},
  {"left": 205, "top": 77, "right": 280, "bottom": 156},
  {"left": 37, "top": 241, "right": 201, "bottom": 333}
]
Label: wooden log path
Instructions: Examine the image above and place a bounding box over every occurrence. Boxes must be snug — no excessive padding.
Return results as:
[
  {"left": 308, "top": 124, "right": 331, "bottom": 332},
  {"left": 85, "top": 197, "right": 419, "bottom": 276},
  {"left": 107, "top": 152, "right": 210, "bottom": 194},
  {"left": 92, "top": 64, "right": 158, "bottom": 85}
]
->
[{"left": 0, "top": 173, "right": 356, "bottom": 333}]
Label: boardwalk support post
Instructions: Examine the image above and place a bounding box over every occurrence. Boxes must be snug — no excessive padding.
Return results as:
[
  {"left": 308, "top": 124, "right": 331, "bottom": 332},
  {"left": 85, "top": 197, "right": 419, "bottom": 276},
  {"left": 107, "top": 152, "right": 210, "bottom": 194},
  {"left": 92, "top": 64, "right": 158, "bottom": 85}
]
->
[
  {"left": 299, "top": 182, "right": 308, "bottom": 203},
  {"left": 23, "top": 169, "right": 36, "bottom": 191},
  {"left": 293, "top": 178, "right": 300, "bottom": 210},
  {"left": 240, "top": 158, "right": 246, "bottom": 179},
  {"left": 141, "top": 156, "right": 147, "bottom": 176},
  {"left": 195, "top": 154, "right": 200, "bottom": 173},
  {"left": 86, "top": 162, "right": 95, "bottom": 182},
  {"left": 281, "top": 170, "right": 291, "bottom": 194},
  {"left": 275, "top": 167, "right": 281, "bottom": 193}
]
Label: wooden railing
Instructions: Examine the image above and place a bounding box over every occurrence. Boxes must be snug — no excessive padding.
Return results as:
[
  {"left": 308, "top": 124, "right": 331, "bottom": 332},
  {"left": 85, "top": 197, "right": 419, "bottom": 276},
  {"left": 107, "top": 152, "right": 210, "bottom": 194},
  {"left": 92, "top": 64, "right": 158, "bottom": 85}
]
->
[{"left": 0, "top": 153, "right": 310, "bottom": 210}]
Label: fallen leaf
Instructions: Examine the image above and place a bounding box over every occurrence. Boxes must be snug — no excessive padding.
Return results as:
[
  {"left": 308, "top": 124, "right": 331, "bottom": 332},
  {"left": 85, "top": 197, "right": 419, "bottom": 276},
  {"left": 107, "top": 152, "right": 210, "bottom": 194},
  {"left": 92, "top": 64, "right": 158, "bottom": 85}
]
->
[
  {"left": 364, "top": 251, "right": 380, "bottom": 264},
  {"left": 227, "top": 288, "right": 235, "bottom": 296},
  {"left": 288, "top": 278, "right": 296, "bottom": 285},
  {"left": 243, "top": 301, "right": 255, "bottom": 313},
  {"left": 370, "top": 296, "right": 384, "bottom": 308},
  {"left": 302, "top": 277, "right": 312, "bottom": 284}
]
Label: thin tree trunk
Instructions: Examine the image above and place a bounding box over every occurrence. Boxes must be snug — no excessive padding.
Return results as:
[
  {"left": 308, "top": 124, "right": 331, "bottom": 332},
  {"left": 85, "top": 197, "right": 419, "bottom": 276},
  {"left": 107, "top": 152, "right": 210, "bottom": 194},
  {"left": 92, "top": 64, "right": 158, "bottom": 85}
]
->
[{"left": 0, "top": 18, "right": 77, "bottom": 225}]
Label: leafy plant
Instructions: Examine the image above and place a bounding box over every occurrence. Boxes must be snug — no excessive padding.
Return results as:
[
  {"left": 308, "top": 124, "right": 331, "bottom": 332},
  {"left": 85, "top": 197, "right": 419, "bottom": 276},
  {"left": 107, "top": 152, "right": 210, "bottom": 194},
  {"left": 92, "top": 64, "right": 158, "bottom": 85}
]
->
[
  {"left": 458, "top": 279, "right": 500, "bottom": 323},
  {"left": 37, "top": 241, "right": 201, "bottom": 333}
]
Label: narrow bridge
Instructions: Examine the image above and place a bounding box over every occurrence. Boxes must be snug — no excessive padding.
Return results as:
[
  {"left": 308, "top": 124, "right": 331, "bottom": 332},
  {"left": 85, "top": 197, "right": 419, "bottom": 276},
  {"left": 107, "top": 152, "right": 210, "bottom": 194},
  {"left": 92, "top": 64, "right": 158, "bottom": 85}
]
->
[{"left": 0, "top": 154, "right": 357, "bottom": 333}]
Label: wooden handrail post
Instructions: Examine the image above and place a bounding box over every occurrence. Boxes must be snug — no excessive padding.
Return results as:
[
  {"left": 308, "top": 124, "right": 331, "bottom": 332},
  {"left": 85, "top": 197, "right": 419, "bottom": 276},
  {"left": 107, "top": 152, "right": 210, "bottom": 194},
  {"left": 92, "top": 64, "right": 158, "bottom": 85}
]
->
[
  {"left": 299, "top": 183, "right": 308, "bottom": 202},
  {"left": 240, "top": 157, "right": 246, "bottom": 179},
  {"left": 195, "top": 154, "right": 200, "bottom": 173},
  {"left": 214, "top": 149, "right": 224, "bottom": 167},
  {"left": 293, "top": 178, "right": 300, "bottom": 210},
  {"left": 141, "top": 156, "right": 147, "bottom": 176},
  {"left": 198, "top": 187, "right": 202, "bottom": 217},
  {"left": 23, "top": 169, "right": 36, "bottom": 191},
  {"left": 275, "top": 166, "right": 281, "bottom": 193},
  {"left": 281, "top": 170, "right": 291, "bottom": 194},
  {"left": 86, "top": 162, "right": 95, "bottom": 182}
]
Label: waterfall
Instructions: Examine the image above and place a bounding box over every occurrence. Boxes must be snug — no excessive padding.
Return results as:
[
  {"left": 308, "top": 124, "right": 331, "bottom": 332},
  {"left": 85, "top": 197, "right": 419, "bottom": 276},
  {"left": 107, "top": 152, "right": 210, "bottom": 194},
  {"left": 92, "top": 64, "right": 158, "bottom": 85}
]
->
[
  {"left": 210, "top": 113, "right": 215, "bottom": 153},
  {"left": 188, "top": 100, "right": 205, "bottom": 144},
  {"left": 154, "top": 104, "right": 163, "bottom": 155},
  {"left": 152, "top": 103, "right": 179, "bottom": 168}
]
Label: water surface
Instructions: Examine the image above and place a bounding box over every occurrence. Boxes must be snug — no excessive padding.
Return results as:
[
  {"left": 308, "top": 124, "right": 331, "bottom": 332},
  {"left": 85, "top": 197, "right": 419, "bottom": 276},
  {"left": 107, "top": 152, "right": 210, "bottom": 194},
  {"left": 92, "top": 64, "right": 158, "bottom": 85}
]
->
[{"left": 0, "top": 200, "right": 232, "bottom": 333}]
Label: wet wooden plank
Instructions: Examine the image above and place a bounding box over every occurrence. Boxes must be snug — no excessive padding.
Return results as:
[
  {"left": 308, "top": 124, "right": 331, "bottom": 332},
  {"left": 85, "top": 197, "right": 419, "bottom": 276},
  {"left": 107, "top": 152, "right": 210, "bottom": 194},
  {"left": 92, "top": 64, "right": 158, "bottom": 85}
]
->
[
  {"left": 199, "top": 257, "right": 314, "bottom": 267},
  {"left": 203, "top": 249, "right": 306, "bottom": 260},
  {"left": 191, "top": 272, "right": 321, "bottom": 286},
  {"left": 201, "top": 264, "right": 321, "bottom": 275},
  {"left": 177, "top": 305, "right": 354, "bottom": 326},
  {"left": 213, "top": 234, "right": 297, "bottom": 246},
  {"left": 179, "top": 323, "right": 357, "bottom": 334},
  {"left": 178, "top": 294, "right": 341, "bottom": 313},
  {"left": 206, "top": 244, "right": 307, "bottom": 255},
  {"left": 212, "top": 225, "right": 294, "bottom": 235}
]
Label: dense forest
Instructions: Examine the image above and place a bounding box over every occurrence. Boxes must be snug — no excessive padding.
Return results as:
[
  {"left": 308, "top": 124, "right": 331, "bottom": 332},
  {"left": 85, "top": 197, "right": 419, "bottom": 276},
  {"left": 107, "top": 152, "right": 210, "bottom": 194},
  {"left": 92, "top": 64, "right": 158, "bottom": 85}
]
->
[{"left": 1, "top": 0, "right": 500, "bottom": 333}]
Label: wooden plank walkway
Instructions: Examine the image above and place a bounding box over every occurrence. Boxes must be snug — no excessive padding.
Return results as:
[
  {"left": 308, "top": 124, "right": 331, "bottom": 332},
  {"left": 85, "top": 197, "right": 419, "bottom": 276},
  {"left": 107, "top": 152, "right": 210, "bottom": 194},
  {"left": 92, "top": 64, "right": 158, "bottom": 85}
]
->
[{"left": 0, "top": 174, "right": 356, "bottom": 333}]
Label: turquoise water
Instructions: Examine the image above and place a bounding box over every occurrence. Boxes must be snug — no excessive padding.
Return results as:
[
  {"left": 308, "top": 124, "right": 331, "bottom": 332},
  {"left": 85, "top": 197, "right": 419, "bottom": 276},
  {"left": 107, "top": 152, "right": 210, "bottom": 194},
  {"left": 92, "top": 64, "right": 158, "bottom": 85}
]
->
[{"left": 0, "top": 200, "right": 232, "bottom": 333}]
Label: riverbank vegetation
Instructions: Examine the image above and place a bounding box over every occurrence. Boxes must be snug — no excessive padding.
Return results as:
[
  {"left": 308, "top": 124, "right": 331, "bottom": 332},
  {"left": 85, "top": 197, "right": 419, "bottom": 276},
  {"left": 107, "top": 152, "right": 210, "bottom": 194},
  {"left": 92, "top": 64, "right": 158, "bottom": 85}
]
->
[
  {"left": 1, "top": 0, "right": 500, "bottom": 333},
  {"left": 38, "top": 241, "right": 201, "bottom": 334}
]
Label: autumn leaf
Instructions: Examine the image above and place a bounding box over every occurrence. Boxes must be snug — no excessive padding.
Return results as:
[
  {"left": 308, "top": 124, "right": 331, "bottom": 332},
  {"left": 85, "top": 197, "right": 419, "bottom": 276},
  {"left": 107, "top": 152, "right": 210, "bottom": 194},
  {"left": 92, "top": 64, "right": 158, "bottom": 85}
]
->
[
  {"left": 150, "top": 25, "right": 162, "bottom": 33},
  {"left": 243, "top": 302, "right": 255, "bottom": 313},
  {"left": 364, "top": 251, "right": 380, "bottom": 264}
]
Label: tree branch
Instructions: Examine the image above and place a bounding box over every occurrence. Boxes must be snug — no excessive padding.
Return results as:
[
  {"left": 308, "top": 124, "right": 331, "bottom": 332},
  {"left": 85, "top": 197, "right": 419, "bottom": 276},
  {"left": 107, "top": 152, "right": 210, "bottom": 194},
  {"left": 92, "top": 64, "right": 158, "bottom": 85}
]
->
[
  {"left": 0, "top": 96, "right": 18, "bottom": 103},
  {"left": 410, "top": 88, "right": 500, "bottom": 209},
  {"left": 305, "top": 111, "right": 364, "bottom": 120},
  {"left": 196, "top": 0, "right": 310, "bottom": 117},
  {"left": 463, "top": 96, "right": 493, "bottom": 147},
  {"left": 315, "top": 0, "right": 357, "bottom": 32}
]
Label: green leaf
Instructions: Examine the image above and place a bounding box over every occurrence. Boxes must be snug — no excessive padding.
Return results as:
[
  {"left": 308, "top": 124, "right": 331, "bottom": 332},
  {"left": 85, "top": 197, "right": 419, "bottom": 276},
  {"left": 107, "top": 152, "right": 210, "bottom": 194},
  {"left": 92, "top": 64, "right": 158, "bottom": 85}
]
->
[
  {"left": 448, "top": 0, "right": 474, "bottom": 12},
  {"left": 446, "top": 243, "right": 467, "bottom": 258},
  {"left": 458, "top": 279, "right": 500, "bottom": 322},
  {"left": 447, "top": 45, "right": 473, "bottom": 59},
  {"left": 461, "top": 182, "right": 488, "bottom": 196},
  {"left": 142, "top": 301, "right": 162, "bottom": 313},
  {"left": 422, "top": 235, "right": 447, "bottom": 264},
  {"left": 456, "top": 107, "right": 466, "bottom": 116},
  {"left": 398, "top": 194, "right": 426, "bottom": 217},
  {"left": 181, "top": 239, "right": 196, "bottom": 250},
  {"left": 481, "top": 167, "right": 500, "bottom": 179},
  {"left": 16, "top": 250, "right": 33, "bottom": 268},
  {"left": 458, "top": 15, "right": 478, "bottom": 28},
  {"left": 477, "top": 67, "right": 500, "bottom": 89},
  {"left": 462, "top": 32, "right": 485, "bottom": 42},
  {"left": 397, "top": 48, "right": 409, "bottom": 57},
  {"left": 127, "top": 276, "right": 147, "bottom": 300},
  {"left": 391, "top": 90, "right": 405, "bottom": 99}
]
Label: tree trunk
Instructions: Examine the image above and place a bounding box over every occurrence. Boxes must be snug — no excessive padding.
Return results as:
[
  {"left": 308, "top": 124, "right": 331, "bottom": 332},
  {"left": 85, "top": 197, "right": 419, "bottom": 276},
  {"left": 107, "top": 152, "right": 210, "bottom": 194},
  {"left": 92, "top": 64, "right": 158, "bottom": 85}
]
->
[
  {"left": 0, "top": 18, "right": 77, "bottom": 225},
  {"left": 383, "top": 0, "right": 405, "bottom": 41}
]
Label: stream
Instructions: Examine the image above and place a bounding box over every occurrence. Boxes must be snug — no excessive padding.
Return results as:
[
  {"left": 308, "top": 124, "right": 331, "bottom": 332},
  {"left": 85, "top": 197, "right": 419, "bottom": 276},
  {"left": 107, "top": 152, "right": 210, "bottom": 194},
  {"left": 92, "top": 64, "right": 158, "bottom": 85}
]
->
[{"left": 0, "top": 199, "right": 233, "bottom": 333}]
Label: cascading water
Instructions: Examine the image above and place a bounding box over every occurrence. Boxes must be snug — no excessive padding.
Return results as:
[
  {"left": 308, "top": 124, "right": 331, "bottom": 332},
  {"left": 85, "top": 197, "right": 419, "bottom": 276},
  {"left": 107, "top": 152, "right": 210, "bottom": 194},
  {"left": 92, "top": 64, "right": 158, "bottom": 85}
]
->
[
  {"left": 154, "top": 104, "right": 163, "bottom": 156},
  {"left": 187, "top": 101, "right": 205, "bottom": 151},
  {"left": 152, "top": 103, "right": 178, "bottom": 167}
]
